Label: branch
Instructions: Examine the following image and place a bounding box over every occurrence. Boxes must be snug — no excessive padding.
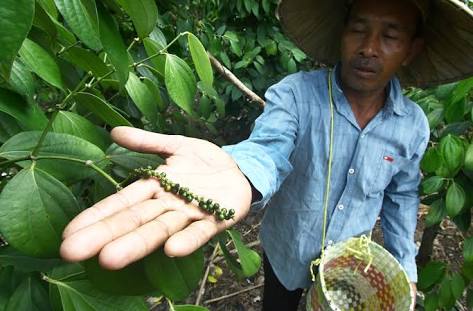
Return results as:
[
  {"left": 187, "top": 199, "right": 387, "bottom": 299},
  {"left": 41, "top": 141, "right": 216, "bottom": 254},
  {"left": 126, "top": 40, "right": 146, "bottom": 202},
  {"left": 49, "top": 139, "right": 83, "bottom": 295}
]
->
[
  {"left": 195, "top": 244, "right": 220, "bottom": 305},
  {"left": 203, "top": 284, "right": 264, "bottom": 304},
  {"left": 208, "top": 53, "right": 265, "bottom": 107}
]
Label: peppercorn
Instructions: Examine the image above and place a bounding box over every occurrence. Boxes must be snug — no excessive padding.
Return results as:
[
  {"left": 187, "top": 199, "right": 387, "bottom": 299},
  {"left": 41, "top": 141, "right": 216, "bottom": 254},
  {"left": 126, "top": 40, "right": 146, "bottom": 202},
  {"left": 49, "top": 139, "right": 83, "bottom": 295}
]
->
[{"left": 133, "top": 167, "right": 230, "bottom": 221}]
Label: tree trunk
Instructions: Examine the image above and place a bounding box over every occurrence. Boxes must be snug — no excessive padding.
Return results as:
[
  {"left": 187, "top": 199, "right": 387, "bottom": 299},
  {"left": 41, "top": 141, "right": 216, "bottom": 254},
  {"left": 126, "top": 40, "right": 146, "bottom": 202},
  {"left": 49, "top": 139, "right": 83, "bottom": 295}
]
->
[{"left": 416, "top": 223, "right": 440, "bottom": 267}]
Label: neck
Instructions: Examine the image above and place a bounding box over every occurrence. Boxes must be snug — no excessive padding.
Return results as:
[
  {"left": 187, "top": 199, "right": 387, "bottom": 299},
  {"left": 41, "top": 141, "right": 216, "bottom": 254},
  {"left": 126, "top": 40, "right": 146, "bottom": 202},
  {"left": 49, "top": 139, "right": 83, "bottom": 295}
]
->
[{"left": 340, "top": 81, "right": 388, "bottom": 130}]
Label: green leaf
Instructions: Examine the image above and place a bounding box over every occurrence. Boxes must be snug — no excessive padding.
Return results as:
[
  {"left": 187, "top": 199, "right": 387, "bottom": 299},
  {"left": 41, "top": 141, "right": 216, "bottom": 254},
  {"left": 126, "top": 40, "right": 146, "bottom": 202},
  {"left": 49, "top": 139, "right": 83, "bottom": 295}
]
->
[
  {"left": 427, "top": 108, "right": 444, "bottom": 128},
  {"left": 262, "top": 0, "right": 270, "bottom": 13},
  {"left": 125, "top": 72, "right": 158, "bottom": 126},
  {"left": 425, "top": 199, "right": 447, "bottom": 227},
  {"left": 174, "top": 305, "right": 209, "bottom": 311},
  {"left": 33, "top": 3, "right": 58, "bottom": 41},
  {"left": 421, "top": 147, "right": 441, "bottom": 173},
  {"left": 462, "top": 261, "right": 473, "bottom": 281},
  {"left": 73, "top": 92, "right": 133, "bottom": 127},
  {"left": 0, "top": 0, "right": 35, "bottom": 79},
  {"left": 0, "top": 266, "right": 25, "bottom": 309},
  {"left": 47, "top": 277, "right": 149, "bottom": 311},
  {"left": 106, "top": 143, "right": 163, "bottom": 177},
  {"left": 445, "top": 97, "right": 465, "bottom": 123},
  {"left": 53, "top": 0, "right": 102, "bottom": 50},
  {"left": 450, "top": 76, "right": 473, "bottom": 105},
  {"left": 464, "top": 237, "right": 473, "bottom": 263},
  {"left": 9, "top": 60, "right": 36, "bottom": 99},
  {"left": 219, "top": 229, "right": 261, "bottom": 279},
  {"left": 144, "top": 248, "right": 204, "bottom": 301},
  {"left": 0, "top": 131, "right": 108, "bottom": 182},
  {"left": 452, "top": 209, "right": 471, "bottom": 232},
  {"left": 52, "top": 111, "right": 111, "bottom": 151},
  {"left": 83, "top": 257, "right": 156, "bottom": 296},
  {"left": 219, "top": 51, "right": 231, "bottom": 69},
  {"left": 225, "top": 31, "right": 242, "bottom": 57},
  {"left": 439, "top": 134, "right": 465, "bottom": 177},
  {"left": 98, "top": 6, "right": 129, "bottom": 87},
  {"left": 143, "top": 38, "right": 166, "bottom": 77},
  {"left": 165, "top": 54, "right": 197, "bottom": 115},
  {"left": 37, "top": 0, "right": 59, "bottom": 19},
  {"left": 19, "top": 38, "right": 64, "bottom": 90},
  {"left": 199, "top": 96, "right": 212, "bottom": 119},
  {"left": 446, "top": 182, "right": 466, "bottom": 218},
  {"left": 423, "top": 292, "right": 439, "bottom": 311},
  {"left": 450, "top": 273, "right": 465, "bottom": 301},
  {"left": 0, "top": 167, "right": 80, "bottom": 257},
  {"left": 421, "top": 176, "right": 445, "bottom": 194},
  {"left": 438, "top": 277, "right": 454, "bottom": 309},
  {"left": 188, "top": 33, "right": 213, "bottom": 86},
  {"left": 418, "top": 261, "right": 446, "bottom": 291},
  {"left": 142, "top": 77, "right": 166, "bottom": 112},
  {"left": 465, "top": 143, "right": 473, "bottom": 172},
  {"left": 0, "top": 112, "right": 22, "bottom": 143},
  {"left": 0, "top": 247, "right": 61, "bottom": 272},
  {"left": 115, "top": 0, "right": 158, "bottom": 38},
  {"left": 0, "top": 88, "right": 47, "bottom": 130},
  {"left": 52, "top": 17, "right": 77, "bottom": 46},
  {"left": 60, "top": 47, "right": 110, "bottom": 78},
  {"left": 5, "top": 276, "right": 51, "bottom": 311}
]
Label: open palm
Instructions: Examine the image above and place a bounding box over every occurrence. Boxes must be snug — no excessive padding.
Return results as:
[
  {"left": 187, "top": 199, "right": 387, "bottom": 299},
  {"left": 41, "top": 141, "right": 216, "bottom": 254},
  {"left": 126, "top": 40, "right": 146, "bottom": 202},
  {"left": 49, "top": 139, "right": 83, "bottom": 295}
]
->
[{"left": 60, "top": 126, "right": 253, "bottom": 270}]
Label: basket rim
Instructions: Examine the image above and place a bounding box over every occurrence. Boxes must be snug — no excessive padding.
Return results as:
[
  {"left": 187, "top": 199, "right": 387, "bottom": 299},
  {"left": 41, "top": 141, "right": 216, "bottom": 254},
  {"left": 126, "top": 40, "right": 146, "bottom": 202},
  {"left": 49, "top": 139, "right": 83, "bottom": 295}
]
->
[{"left": 317, "top": 237, "right": 414, "bottom": 310}]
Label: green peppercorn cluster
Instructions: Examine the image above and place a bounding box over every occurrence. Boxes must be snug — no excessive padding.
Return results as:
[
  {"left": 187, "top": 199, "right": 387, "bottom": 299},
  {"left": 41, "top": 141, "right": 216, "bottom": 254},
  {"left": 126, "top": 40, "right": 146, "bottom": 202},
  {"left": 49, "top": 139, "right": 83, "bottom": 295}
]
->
[{"left": 133, "top": 167, "right": 235, "bottom": 221}]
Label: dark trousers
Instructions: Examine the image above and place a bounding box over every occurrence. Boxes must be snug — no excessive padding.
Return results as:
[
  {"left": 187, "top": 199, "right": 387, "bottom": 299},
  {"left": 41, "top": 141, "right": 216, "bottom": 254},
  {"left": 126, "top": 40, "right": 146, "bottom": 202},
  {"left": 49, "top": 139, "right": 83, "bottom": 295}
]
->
[{"left": 262, "top": 254, "right": 303, "bottom": 311}]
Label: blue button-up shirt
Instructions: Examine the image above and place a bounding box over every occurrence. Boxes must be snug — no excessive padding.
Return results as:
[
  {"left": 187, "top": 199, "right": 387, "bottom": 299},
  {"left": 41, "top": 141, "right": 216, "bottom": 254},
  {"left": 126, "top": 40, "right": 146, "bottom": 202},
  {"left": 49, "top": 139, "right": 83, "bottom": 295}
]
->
[{"left": 223, "top": 66, "right": 430, "bottom": 290}]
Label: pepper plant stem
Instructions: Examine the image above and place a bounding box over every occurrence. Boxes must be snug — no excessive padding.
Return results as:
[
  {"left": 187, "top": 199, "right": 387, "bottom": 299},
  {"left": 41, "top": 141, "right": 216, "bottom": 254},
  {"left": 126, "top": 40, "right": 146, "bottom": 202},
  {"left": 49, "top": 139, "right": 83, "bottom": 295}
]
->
[{"left": 0, "top": 155, "right": 120, "bottom": 189}]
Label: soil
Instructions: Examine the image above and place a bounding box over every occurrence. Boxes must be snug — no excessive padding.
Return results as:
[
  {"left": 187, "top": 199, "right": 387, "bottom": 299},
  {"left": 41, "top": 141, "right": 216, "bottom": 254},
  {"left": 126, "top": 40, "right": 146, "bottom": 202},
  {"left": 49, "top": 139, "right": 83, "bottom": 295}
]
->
[{"left": 151, "top": 206, "right": 471, "bottom": 311}]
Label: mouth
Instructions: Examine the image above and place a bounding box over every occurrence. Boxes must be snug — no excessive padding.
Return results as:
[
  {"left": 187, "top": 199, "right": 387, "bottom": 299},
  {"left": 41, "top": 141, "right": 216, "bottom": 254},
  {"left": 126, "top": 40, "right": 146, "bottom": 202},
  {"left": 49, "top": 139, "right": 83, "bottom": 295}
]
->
[{"left": 352, "top": 65, "right": 377, "bottom": 78}]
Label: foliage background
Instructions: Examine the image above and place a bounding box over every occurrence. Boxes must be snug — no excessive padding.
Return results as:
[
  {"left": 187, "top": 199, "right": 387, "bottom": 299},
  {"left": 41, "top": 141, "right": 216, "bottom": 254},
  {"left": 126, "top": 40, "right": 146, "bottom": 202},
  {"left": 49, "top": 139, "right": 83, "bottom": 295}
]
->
[{"left": 0, "top": 0, "right": 472, "bottom": 310}]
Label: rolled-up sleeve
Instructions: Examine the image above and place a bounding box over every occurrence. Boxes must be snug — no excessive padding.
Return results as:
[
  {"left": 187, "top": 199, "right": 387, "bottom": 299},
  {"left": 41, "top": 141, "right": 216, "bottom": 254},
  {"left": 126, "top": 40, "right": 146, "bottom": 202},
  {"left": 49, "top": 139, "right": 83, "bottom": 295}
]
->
[
  {"left": 381, "top": 122, "right": 429, "bottom": 283},
  {"left": 222, "top": 77, "right": 300, "bottom": 211}
]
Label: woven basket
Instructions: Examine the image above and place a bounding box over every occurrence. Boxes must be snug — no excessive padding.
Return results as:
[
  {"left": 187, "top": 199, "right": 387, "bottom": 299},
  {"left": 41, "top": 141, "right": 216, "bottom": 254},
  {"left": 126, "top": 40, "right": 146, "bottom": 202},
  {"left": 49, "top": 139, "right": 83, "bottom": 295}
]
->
[{"left": 306, "top": 237, "right": 413, "bottom": 311}]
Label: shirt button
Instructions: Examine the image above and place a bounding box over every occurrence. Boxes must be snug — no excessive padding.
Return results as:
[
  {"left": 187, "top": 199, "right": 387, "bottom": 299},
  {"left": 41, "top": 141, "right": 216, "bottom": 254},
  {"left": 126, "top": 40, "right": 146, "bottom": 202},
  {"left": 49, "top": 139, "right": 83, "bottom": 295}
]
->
[
  {"left": 337, "top": 204, "right": 344, "bottom": 210},
  {"left": 361, "top": 134, "right": 366, "bottom": 138},
  {"left": 348, "top": 168, "right": 355, "bottom": 175}
]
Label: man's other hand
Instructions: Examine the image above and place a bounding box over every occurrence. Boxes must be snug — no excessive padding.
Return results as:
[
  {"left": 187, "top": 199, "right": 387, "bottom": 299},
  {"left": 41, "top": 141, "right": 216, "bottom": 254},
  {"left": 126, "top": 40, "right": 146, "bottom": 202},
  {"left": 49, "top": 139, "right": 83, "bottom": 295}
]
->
[{"left": 60, "top": 127, "right": 252, "bottom": 270}]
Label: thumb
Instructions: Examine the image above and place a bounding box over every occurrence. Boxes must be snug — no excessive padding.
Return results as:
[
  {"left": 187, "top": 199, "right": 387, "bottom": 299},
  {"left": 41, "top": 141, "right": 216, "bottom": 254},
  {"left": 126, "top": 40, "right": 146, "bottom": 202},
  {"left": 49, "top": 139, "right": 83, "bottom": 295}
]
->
[{"left": 111, "top": 126, "right": 185, "bottom": 156}]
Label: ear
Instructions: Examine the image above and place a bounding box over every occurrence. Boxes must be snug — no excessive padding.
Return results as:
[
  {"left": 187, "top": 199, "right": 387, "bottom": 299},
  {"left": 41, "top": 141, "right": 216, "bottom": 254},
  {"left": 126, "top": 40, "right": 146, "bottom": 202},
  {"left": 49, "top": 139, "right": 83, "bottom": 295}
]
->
[{"left": 402, "top": 37, "right": 425, "bottom": 66}]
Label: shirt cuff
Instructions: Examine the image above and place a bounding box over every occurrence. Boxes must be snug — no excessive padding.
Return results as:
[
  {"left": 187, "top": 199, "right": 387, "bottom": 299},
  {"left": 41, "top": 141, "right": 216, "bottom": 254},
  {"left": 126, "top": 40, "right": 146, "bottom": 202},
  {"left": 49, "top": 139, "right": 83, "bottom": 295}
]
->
[{"left": 222, "top": 145, "right": 272, "bottom": 211}]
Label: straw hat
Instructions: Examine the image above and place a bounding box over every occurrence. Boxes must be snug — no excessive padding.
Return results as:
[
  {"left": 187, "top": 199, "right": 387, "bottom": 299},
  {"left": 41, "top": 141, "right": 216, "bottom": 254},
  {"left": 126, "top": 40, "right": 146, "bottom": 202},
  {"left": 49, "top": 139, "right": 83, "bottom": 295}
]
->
[{"left": 278, "top": 0, "right": 473, "bottom": 88}]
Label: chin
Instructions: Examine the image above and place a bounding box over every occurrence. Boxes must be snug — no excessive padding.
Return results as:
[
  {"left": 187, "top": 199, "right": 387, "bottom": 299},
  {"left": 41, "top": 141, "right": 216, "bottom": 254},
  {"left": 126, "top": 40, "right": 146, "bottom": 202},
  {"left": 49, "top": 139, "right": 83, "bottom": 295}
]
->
[{"left": 345, "top": 78, "right": 379, "bottom": 93}]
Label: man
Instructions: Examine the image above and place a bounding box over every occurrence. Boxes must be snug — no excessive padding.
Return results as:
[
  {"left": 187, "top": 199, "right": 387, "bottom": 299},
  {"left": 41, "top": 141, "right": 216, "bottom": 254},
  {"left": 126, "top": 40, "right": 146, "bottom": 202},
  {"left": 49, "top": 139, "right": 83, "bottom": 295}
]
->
[{"left": 60, "top": 0, "right": 473, "bottom": 310}]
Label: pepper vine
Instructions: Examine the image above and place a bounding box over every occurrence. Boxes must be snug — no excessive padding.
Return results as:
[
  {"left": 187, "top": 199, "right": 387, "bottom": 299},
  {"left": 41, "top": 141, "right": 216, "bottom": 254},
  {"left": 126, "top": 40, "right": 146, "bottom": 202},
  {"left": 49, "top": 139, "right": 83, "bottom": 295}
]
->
[{"left": 133, "top": 167, "right": 235, "bottom": 221}]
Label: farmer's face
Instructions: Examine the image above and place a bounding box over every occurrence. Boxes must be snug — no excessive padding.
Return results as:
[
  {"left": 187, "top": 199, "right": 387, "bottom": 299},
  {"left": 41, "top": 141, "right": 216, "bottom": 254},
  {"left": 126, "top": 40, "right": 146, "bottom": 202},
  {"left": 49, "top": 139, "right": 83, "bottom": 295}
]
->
[{"left": 340, "top": 0, "right": 423, "bottom": 93}]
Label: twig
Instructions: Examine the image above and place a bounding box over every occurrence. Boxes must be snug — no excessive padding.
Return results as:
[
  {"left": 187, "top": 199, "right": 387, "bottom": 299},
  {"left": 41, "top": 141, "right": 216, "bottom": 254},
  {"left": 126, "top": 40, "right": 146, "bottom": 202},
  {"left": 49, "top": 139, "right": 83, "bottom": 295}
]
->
[
  {"left": 208, "top": 53, "right": 265, "bottom": 107},
  {"left": 195, "top": 244, "right": 220, "bottom": 305},
  {"left": 213, "top": 240, "right": 260, "bottom": 264},
  {"left": 203, "top": 284, "right": 264, "bottom": 304}
]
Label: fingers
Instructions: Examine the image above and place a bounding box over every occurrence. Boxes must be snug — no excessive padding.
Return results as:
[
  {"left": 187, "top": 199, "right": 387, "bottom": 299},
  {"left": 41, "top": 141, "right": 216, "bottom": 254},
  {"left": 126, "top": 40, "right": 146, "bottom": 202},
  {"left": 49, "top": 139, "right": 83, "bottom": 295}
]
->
[
  {"left": 98, "top": 211, "right": 191, "bottom": 269},
  {"left": 62, "top": 178, "right": 160, "bottom": 238},
  {"left": 111, "top": 126, "right": 185, "bottom": 156},
  {"left": 60, "top": 198, "right": 173, "bottom": 262},
  {"left": 163, "top": 219, "right": 223, "bottom": 257}
]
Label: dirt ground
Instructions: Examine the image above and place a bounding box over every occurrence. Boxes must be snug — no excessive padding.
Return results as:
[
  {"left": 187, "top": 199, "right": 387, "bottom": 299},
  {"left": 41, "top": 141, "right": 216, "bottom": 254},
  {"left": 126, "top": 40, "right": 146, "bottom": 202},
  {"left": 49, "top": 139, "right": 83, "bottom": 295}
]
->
[{"left": 151, "top": 206, "right": 470, "bottom": 311}]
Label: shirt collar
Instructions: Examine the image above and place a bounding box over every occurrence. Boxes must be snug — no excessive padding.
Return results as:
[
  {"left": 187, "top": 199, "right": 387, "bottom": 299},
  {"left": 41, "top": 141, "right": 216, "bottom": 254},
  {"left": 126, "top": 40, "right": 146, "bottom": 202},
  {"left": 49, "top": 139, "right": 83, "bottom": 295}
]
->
[{"left": 330, "top": 63, "right": 408, "bottom": 117}]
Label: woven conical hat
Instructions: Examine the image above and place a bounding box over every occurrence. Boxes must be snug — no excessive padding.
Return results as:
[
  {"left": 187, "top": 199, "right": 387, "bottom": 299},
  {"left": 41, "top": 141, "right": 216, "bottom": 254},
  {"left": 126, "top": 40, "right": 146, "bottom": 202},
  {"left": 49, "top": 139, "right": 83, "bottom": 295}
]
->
[{"left": 278, "top": 0, "right": 473, "bottom": 88}]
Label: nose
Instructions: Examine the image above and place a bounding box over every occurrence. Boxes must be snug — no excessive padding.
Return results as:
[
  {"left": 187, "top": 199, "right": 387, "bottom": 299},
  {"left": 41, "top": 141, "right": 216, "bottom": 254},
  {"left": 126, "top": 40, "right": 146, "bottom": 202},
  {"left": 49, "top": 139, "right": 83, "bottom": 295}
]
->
[{"left": 358, "top": 32, "right": 380, "bottom": 58}]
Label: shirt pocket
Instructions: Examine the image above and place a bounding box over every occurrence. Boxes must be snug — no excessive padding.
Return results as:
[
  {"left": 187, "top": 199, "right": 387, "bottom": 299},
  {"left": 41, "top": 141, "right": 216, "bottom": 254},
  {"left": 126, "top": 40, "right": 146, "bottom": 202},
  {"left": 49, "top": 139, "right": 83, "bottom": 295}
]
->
[{"left": 365, "top": 148, "right": 409, "bottom": 196}]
